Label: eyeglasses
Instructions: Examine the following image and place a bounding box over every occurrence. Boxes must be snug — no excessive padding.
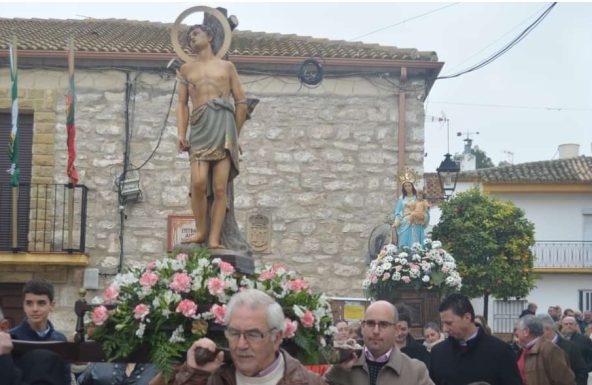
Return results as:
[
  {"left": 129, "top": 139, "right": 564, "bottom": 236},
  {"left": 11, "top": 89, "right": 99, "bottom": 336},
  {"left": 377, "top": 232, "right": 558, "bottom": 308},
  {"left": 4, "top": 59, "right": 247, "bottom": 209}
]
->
[
  {"left": 224, "top": 327, "right": 276, "bottom": 343},
  {"left": 362, "top": 320, "right": 395, "bottom": 330}
]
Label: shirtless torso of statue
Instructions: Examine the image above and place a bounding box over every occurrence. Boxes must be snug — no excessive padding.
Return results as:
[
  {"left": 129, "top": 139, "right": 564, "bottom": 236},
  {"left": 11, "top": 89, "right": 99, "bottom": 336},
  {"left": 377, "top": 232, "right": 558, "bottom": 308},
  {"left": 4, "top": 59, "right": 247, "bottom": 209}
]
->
[{"left": 176, "top": 25, "right": 246, "bottom": 249}]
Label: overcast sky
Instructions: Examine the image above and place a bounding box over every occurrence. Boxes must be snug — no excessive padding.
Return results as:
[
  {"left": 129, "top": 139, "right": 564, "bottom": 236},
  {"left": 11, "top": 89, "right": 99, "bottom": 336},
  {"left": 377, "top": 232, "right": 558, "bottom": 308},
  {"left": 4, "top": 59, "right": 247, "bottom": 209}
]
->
[{"left": 3, "top": 1, "right": 591, "bottom": 171}]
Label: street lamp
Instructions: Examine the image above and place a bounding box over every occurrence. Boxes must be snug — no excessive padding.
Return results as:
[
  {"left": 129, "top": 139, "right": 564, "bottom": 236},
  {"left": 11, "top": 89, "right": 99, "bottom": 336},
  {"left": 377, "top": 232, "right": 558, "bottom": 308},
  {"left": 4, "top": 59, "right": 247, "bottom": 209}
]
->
[{"left": 437, "top": 153, "right": 460, "bottom": 199}]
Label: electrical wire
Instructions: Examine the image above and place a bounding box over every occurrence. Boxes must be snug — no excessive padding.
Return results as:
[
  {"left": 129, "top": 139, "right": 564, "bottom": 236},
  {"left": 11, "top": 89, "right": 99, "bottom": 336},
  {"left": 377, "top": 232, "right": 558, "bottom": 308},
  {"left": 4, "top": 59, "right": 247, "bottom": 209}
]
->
[
  {"left": 128, "top": 79, "right": 178, "bottom": 172},
  {"left": 429, "top": 100, "right": 592, "bottom": 112},
  {"left": 349, "top": 3, "right": 459, "bottom": 41},
  {"left": 443, "top": 3, "right": 552, "bottom": 74},
  {"left": 437, "top": 2, "right": 557, "bottom": 80}
]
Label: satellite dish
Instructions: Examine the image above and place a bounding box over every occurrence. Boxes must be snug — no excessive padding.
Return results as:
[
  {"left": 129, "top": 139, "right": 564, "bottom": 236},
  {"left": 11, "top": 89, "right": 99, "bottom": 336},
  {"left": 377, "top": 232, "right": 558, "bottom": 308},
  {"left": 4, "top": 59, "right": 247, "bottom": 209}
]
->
[{"left": 367, "top": 223, "right": 394, "bottom": 262}]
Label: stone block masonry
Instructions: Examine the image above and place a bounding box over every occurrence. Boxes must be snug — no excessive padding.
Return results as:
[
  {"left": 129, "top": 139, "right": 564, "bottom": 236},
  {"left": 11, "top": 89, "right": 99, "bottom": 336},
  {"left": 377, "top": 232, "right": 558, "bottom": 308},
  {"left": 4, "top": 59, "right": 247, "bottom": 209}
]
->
[{"left": 0, "top": 68, "right": 427, "bottom": 333}]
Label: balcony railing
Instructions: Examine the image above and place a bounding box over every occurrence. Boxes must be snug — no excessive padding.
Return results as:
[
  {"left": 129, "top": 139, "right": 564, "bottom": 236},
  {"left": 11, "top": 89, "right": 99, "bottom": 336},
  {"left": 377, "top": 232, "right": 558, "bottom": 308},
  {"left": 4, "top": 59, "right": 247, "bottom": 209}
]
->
[
  {"left": 532, "top": 241, "right": 592, "bottom": 269},
  {"left": 0, "top": 183, "right": 88, "bottom": 253}
]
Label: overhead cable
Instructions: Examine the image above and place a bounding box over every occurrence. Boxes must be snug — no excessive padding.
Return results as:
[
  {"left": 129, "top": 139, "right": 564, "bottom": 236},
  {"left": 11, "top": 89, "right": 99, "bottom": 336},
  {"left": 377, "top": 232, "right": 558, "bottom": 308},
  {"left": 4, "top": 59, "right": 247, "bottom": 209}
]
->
[{"left": 437, "top": 2, "right": 557, "bottom": 80}]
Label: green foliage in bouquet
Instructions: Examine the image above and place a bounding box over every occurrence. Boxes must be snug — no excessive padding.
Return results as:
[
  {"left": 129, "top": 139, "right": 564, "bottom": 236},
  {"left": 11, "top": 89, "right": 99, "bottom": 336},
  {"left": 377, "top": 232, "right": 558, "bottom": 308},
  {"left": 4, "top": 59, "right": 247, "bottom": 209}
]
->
[{"left": 87, "top": 248, "right": 334, "bottom": 378}]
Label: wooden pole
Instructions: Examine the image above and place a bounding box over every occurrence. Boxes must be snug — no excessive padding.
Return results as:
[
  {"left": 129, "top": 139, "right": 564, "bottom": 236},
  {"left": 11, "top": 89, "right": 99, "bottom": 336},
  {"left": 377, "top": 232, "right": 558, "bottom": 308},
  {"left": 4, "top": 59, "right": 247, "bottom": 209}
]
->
[
  {"left": 67, "top": 181, "right": 74, "bottom": 251},
  {"left": 67, "top": 38, "right": 75, "bottom": 251},
  {"left": 12, "top": 186, "right": 18, "bottom": 250},
  {"left": 10, "top": 36, "right": 19, "bottom": 251}
]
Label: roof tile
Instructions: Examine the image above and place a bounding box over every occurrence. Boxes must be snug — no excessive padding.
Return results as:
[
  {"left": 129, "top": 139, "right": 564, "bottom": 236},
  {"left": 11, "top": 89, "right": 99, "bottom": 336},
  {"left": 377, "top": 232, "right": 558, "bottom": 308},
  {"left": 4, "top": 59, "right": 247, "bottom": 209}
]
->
[
  {"left": 0, "top": 17, "right": 438, "bottom": 61},
  {"left": 461, "top": 156, "right": 592, "bottom": 184}
]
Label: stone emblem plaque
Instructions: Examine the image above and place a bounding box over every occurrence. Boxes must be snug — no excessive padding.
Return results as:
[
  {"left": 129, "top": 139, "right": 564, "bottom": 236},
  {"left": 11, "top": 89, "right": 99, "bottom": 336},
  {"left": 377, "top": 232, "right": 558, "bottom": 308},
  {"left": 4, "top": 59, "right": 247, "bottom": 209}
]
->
[{"left": 246, "top": 213, "right": 271, "bottom": 253}]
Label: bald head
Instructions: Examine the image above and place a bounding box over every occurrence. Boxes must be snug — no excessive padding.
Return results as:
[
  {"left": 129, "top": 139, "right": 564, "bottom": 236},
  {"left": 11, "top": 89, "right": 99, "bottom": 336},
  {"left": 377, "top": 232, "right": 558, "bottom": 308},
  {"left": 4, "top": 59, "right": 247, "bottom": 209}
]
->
[
  {"left": 366, "top": 301, "right": 398, "bottom": 322},
  {"left": 362, "top": 301, "right": 399, "bottom": 357}
]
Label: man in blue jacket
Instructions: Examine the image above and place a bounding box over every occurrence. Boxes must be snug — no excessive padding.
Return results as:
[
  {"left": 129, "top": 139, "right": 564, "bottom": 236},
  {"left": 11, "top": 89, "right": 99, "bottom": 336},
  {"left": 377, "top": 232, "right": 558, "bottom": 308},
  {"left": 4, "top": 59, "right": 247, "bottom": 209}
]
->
[{"left": 429, "top": 293, "right": 523, "bottom": 385}]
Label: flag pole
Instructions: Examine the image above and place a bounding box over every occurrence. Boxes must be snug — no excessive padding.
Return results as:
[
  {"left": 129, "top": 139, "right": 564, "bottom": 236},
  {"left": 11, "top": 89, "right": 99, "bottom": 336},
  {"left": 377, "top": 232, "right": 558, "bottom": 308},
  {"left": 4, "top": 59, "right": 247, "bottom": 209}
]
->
[
  {"left": 9, "top": 35, "right": 19, "bottom": 252},
  {"left": 67, "top": 37, "right": 75, "bottom": 252}
]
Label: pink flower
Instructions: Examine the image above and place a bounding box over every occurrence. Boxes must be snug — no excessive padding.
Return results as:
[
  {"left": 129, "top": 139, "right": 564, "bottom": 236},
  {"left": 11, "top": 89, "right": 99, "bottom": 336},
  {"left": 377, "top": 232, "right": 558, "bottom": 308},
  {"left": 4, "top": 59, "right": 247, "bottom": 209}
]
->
[
  {"left": 401, "top": 276, "right": 411, "bottom": 284},
  {"left": 283, "top": 318, "right": 298, "bottom": 338},
  {"left": 103, "top": 286, "right": 119, "bottom": 304},
  {"left": 258, "top": 271, "right": 276, "bottom": 281},
  {"left": 441, "top": 266, "right": 450, "bottom": 273},
  {"left": 169, "top": 272, "right": 191, "bottom": 293},
  {"left": 139, "top": 272, "right": 159, "bottom": 288},
  {"left": 218, "top": 261, "right": 235, "bottom": 275},
  {"left": 207, "top": 277, "right": 226, "bottom": 295},
  {"left": 371, "top": 275, "right": 378, "bottom": 284},
  {"left": 288, "top": 279, "right": 309, "bottom": 293},
  {"left": 175, "top": 253, "right": 188, "bottom": 262},
  {"left": 92, "top": 305, "right": 109, "bottom": 325},
  {"left": 382, "top": 272, "right": 391, "bottom": 281},
  {"left": 300, "top": 310, "right": 315, "bottom": 328},
  {"left": 146, "top": 260, "right": 157, "bottom": 271},
  {"left": 210, "top": 304, "right": 226, "bottom": 324},
  {"left": 271, "top": 263, "right": 287, "bottom": 273},
  {"left": 133, "top": 304, "right": 150, "bottom": 319},
  {"left": 395, "top": 265, "right": 403, "bottom": 272},
  {"left": 176, "top": 299, "right": 198, "bottom": 318}
]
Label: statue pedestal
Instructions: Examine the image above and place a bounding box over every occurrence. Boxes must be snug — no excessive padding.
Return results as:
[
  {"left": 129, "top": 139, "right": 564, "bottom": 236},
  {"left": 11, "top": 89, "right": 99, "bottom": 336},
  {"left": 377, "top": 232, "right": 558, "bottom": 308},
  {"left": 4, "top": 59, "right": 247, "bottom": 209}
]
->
[
  {"left": 376, "top": 288, "right": 440, "bottom": 338},
  {"left": 173, "top": 243, "right": 254, "bottom": 275}
]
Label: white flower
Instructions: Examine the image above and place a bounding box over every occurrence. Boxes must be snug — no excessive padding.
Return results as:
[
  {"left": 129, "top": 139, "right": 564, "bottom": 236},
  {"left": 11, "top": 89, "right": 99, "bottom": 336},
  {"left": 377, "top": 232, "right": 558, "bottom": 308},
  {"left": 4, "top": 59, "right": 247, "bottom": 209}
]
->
[
  {"left": 136, "top": 322, "right": 146, "bottom": 338},
  {"left": 422, "top": 275, "right": 430, "bottom": 283},
  {"left": 170, "top": 259, "right": 186, "bottom": 271},
  {"left": 198, "top": 258, "right": 211, "bottom": 268},
  {"left": 293, "top": 304, "right": 305, "bottom": 318},
  {"left": 169, "top": 325, "right": 185, "bottom": 344},
  {"left": 113, "top": 272, "right": 138, "bottom": 287}
]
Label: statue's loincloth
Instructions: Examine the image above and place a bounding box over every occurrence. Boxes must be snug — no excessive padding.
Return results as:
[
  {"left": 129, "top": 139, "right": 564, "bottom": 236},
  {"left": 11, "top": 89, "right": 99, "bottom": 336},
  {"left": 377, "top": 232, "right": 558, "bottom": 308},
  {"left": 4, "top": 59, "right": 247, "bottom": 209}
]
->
[{"left": 189, "top": 98, "right": 240, "bottom": 181}]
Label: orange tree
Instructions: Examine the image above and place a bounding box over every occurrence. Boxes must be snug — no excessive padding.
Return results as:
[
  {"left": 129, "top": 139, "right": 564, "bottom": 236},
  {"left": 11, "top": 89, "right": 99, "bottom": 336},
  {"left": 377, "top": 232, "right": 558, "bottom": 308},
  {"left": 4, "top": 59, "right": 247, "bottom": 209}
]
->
[{"left": 431, "top": 188, "right": 536, "bottom": 320}]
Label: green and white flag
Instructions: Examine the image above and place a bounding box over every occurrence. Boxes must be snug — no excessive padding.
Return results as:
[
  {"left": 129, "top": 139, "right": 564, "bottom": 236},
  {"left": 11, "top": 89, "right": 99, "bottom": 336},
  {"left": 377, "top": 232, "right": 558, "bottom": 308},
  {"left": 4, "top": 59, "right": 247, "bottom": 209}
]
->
[{"left": 8, "top": 37, "right": 19, "bottom": 187}]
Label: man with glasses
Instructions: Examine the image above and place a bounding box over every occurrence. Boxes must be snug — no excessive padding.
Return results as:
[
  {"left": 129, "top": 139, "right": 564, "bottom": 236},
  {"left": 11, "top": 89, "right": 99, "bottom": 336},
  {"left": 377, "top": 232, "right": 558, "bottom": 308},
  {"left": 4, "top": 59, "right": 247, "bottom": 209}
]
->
[
  {"left": 429, "top": 293, "right": 522, "bottom": 385},
  {"left": 325, "top": 300, "right": 433, "bottom": 385},
  {"left": 169, "top": 289, "right": 327, "bottom": 384}
]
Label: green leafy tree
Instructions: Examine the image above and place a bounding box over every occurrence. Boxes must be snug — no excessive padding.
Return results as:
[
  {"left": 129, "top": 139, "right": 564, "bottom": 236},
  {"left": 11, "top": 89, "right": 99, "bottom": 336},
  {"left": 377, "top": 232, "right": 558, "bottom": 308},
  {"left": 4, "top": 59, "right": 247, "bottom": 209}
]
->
[
  {"left": 471, "top": 147, "right": 495, "bottom": 169},
  {"left": 432, "top": 188, "right": 536, "bottom": 320}
]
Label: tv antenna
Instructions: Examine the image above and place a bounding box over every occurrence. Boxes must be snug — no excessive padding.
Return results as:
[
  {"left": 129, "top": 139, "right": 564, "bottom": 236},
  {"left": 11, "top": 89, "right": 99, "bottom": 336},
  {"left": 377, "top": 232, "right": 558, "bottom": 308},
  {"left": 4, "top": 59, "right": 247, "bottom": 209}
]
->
[{"left": 456, "top": 129, "right": 479, "bottom": 154}]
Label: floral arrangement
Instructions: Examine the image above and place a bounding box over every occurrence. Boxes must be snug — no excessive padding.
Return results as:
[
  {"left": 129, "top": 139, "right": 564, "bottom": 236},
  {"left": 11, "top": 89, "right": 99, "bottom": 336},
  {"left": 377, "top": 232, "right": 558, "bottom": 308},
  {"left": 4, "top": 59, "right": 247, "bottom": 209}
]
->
[
  {"left": 87, "top": 248, "right": 334, "bottom": 377},
  {"left": 363, "top": 240, "right": 462, "bottom": 300}
]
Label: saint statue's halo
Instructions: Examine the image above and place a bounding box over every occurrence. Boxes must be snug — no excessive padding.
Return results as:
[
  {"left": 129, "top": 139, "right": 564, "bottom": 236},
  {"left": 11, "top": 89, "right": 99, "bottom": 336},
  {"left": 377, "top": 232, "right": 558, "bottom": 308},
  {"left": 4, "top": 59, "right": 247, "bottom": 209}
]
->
[{"left": 170, "top": 6, "right": 232, "bottom": 62}]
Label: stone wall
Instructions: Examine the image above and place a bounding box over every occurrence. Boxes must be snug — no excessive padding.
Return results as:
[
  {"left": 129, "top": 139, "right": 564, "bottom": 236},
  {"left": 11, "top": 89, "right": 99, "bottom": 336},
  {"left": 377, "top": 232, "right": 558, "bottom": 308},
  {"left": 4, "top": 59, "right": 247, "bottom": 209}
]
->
[{"left": 0, "top": 67, "right": 427, "bottom": 333}]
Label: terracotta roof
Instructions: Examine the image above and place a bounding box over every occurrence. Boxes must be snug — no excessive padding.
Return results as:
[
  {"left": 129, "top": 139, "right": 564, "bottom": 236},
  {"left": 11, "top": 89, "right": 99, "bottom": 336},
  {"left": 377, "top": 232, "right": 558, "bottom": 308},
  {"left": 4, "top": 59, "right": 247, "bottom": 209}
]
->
[
  {"left": 460, "top": 156, "right": 592, "bottom": 184},
  {"left": 0, "top": 18, "right": 438, "bottom": 61}
]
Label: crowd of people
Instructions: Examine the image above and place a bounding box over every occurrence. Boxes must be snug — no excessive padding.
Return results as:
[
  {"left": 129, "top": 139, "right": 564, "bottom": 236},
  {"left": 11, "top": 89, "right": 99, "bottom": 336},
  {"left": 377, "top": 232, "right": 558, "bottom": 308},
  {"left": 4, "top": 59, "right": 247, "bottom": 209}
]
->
[{"left": 3, "top": 278, "right": 592, "bottom": 385}]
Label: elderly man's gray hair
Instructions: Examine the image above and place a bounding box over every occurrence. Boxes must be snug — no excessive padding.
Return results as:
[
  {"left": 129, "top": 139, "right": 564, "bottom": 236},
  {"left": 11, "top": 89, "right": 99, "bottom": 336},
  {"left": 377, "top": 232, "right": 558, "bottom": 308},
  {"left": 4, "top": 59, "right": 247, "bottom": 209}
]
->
[
  {"left": 517, "top": 314, "right": 544, "bottom": 337},
  {"left": 224, "top": 289, "right": 285, "bottom": 333},
  {"left": 536, "top": 313, "right": 556, "bottom": 329}
]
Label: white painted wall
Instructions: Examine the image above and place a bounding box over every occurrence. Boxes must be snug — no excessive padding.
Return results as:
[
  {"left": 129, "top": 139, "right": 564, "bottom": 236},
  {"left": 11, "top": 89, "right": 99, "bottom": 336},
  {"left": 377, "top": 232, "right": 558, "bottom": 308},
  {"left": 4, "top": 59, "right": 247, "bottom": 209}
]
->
[
  {"left": 439, "top": 181, "right": 592, "bottom": 330},
  {"left": 491, "top": 192, "right": 592, "bottom": 240}
]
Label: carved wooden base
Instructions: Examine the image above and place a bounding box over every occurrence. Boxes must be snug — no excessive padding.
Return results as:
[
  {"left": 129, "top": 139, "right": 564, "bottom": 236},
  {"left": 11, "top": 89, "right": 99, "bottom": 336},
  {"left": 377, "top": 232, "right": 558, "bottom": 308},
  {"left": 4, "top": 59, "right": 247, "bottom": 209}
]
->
[{"left": 376, "top": 288, "right": 440, "bottom": 338}]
